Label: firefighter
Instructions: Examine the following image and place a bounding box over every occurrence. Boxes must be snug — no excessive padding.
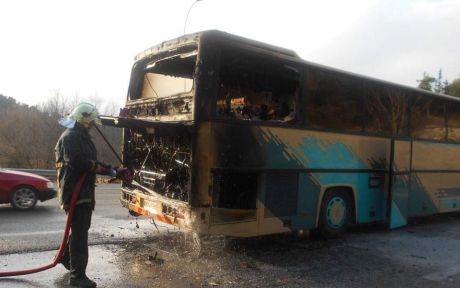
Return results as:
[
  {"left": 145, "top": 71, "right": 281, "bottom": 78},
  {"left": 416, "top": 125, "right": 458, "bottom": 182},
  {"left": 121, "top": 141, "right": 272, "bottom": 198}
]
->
[{"left": 55, "top": 102, "right": 122, "bottom": 288}]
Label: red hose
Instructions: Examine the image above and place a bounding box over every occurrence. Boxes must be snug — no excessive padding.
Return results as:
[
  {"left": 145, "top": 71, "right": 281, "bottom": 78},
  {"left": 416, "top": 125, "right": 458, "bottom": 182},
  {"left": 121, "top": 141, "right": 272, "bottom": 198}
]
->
[{"left": 0, "top": 174, "right": 87, "bottom": 277}]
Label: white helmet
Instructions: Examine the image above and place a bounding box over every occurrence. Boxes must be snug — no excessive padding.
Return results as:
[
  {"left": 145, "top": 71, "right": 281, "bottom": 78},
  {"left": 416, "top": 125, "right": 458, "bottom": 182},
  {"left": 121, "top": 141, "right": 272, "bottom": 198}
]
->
[{"left": 59, "top": 102, "right": 101, "bottom": 129}]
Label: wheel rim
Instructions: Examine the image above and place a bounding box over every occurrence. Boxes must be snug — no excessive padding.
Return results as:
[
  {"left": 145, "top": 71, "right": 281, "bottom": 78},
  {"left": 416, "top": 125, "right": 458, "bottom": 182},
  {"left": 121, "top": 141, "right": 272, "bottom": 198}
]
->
[
  {"left": 326, "top": 196, "right": 347, "bottom": 229},
  {"left": 13, "top": 188, "right": 36, "bottom": 209}
]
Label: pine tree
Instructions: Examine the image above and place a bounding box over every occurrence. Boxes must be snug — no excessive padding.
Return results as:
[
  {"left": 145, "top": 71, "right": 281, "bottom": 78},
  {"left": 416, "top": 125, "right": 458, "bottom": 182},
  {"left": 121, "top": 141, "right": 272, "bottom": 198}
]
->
[
  {"left": 417, "top": 72, "right": 436, "bottom": 91},
  {"left": 434, "top": 69, "right": 445, "bottom": 93}
]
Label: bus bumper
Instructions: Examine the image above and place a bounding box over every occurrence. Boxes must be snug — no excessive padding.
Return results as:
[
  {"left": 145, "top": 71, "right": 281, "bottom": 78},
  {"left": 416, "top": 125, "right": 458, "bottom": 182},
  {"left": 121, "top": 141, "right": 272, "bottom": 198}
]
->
[{"left": 120, "top": 188, "right": 210, "bottom": 234}]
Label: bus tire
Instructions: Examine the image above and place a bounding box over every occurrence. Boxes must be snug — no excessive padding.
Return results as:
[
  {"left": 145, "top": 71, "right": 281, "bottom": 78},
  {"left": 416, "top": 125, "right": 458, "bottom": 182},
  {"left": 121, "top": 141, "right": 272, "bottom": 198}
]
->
[{"left": 318, "top": 188, "right": 352, "bottom": 238}]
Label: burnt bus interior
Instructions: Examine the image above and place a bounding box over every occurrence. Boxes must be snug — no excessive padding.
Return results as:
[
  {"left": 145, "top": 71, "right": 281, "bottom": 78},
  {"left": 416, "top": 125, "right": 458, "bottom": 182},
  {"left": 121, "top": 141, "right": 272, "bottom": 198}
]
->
[
  {"left": 211, "top": 46, "right": 301, "bottom": 214},
  {"left": 120, "top": 44, "right": 198, "bottom": 203},
  {"left": 216, "top": 47, "right": 300, "bottom": 123}
]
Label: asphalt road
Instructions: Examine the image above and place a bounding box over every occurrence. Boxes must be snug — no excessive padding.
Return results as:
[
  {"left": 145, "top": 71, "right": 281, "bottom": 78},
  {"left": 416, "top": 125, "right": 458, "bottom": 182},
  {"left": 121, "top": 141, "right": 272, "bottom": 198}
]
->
[
  {"left": 0, "top": 183, "right": 164, "bottom": 255},
  {"left": 1, "top": 184, "right": 460, "bottom": 287}
]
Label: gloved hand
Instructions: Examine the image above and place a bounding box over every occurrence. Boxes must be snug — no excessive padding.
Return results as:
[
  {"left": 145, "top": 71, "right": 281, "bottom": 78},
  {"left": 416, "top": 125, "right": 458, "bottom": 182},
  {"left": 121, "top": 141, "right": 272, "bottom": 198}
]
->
[
  {"left": 115, "top": 167, "right": 133, "bottom": 184},
  {"left": 108, "top": 168, "right": 117, "bottom": 177}
]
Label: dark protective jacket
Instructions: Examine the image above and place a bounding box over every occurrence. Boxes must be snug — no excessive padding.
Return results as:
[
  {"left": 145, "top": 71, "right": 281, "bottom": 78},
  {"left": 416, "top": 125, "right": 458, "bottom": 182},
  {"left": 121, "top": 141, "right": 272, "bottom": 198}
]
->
[{"left": 55, "top": 125, "right": 103, "bottom": 209}]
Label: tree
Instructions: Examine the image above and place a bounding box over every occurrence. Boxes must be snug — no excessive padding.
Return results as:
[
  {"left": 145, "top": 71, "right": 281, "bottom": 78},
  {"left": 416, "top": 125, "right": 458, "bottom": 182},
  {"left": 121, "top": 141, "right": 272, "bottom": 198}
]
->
[
  {"left": 40, "top": 93, "right": 123, "bottom": 166},
  {"left": 40, "top": 90, "right": 81, "bottom": 120},
  {"left": 434, "top": 69, "right": 446, "bottom": 94},
  {"left": 447, "top": 77, "right": 460, "bottom": 97},
  {"left": 0, "top": 100, "right": 61, "bottom": 168},
  {"left": 417, "top": 72, "right": 436, "bottom": 91},
  {"left": 0, "top": 93, "right": 122, "bottom": 169}
]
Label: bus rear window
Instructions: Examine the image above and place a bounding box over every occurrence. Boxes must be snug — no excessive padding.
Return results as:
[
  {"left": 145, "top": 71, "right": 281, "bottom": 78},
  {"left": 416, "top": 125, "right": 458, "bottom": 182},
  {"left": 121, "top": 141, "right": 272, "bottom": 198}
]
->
[
  {"left": 129, "top": 48, "right": 197, "bottom": 100},
  {"left": 141, "top": 72, "right": 193, "bottom": 98}
]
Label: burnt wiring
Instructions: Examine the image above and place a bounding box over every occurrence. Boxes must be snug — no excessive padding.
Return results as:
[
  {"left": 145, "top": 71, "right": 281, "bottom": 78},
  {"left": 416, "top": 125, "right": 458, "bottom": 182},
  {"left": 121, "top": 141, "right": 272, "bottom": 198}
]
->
[
  {"left": 125, "top": 128, "right": 191, "bottom": 202},
  {"left": 145, "top": 74, "right": 161, "bottom": 99}
]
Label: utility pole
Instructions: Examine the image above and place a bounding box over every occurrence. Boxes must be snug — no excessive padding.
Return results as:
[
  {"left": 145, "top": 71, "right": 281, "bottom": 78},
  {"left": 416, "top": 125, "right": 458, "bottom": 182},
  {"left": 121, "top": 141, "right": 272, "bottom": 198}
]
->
[{"left": 183, "top": 0, "right": 203, "bottom": 34}]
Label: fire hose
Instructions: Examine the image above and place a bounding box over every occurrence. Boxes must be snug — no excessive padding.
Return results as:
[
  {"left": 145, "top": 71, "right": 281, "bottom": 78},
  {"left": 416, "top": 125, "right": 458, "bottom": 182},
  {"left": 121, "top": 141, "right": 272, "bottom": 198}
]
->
[{"left": 0, "top": 173, "right": 87, "bottom": 277}]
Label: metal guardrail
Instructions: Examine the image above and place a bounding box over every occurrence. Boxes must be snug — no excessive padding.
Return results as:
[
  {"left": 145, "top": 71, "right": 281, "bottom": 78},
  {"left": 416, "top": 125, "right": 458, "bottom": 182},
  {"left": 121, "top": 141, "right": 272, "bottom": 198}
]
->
[
  {"left": 4, "top": 168, "right": 56, "bottom": 179},
  {"left": 3, "top": 168, "right": 113, "bottom": 182}
]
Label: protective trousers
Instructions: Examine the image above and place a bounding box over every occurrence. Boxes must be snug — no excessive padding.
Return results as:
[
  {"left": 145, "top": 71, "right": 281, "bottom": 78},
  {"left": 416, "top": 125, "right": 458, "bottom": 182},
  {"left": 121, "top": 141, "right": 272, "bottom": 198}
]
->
[{"left": 61, "top": 203, "right": 93, "bottom": 279}]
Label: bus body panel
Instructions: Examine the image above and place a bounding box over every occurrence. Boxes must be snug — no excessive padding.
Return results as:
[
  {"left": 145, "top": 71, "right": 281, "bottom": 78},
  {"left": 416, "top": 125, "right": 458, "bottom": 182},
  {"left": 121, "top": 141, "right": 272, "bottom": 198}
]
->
[
  {"left": 409, "top": 141, "right": 460, "bottom": 216},
  {"left": 207, "top": 122, "right": 390, "bottom": 233},
  {"left": 207, "top": 122, "right": 460, "bottom": 235}
]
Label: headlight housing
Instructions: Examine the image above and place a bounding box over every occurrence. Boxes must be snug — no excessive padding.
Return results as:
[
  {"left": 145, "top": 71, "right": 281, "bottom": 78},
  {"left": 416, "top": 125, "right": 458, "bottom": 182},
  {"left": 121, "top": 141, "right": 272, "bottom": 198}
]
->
[{"left": 46, "top": 181, "right": 55, "bottom": 189}]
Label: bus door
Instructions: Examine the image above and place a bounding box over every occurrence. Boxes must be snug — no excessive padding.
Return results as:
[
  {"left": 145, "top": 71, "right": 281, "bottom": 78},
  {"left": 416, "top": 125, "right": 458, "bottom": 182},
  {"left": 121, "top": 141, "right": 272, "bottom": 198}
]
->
[{"left": 388, "top": 139, "right": 412, "bottom": 229}]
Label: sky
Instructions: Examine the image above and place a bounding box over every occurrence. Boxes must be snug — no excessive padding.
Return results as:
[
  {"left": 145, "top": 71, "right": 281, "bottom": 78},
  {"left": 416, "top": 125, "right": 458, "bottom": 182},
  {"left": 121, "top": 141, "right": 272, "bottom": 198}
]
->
[{"left": 1, "top": 0, "right": 459, "bottom": 112}]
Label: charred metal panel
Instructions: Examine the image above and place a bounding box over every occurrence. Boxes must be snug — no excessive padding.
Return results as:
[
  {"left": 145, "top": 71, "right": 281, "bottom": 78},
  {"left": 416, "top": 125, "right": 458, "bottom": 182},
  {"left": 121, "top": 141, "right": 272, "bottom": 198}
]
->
[
  {"left": 212, "top": 171, "right": 258, "bottom": 209},
  {"left": 124, "top": 97, "right": 194, "bottom": 122},
  {"left": 193, "top": 37, "right": 221, "bottom": 122},
  {"left": 264, "top": 172, "right": 298, "bottom": 217},
  {"left": 192, "top": 122, "right": 213, "bottom": 206},
  {"left": 211, "top": 123, "right": 264, "bottom": 167}
]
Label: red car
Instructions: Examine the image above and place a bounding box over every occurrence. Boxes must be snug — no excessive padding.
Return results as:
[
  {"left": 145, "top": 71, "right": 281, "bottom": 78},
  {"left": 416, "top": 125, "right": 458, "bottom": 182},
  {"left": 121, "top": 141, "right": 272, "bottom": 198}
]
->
[{"left": 0, "top": 169, "right": 57, "bottom": 210}]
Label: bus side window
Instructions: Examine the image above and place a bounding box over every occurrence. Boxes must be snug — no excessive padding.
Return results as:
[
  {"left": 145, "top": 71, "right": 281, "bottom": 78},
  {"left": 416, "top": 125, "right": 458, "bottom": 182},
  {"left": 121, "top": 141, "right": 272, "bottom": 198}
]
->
[
  {"left": 411, "top": 96, "right": 446, "bottom": 141},
  {"left": 448, "top": 101, "right": 460, "bottom": 142},
  {"left": 305, "top": 70, "right": 364, "bottom": 132},
  {"left": 364, "top": 85, "right": 409, "bottom": 137},
  {"left": 216, "top": 50, "right": 300, "bottom": 125}
]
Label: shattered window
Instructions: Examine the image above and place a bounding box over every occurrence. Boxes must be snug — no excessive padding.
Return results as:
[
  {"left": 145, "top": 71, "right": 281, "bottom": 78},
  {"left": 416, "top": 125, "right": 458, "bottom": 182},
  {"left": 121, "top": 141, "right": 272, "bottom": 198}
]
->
[{"left": 216, "top": 49, "right": 300, "bottom": 124}]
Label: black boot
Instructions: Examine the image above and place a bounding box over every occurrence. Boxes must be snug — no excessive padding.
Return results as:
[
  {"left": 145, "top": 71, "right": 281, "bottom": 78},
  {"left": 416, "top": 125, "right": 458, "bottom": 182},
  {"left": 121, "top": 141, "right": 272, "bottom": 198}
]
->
[{"left": 69, "top": 275, "right": 97, "bottom": 287}]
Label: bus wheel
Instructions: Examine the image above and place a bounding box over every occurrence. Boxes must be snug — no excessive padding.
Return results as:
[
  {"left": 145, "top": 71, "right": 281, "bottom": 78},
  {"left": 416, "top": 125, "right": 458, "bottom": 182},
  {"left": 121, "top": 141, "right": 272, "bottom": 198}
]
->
[{"left": 318, "top": 189, "right": 351, "bottom": 237}]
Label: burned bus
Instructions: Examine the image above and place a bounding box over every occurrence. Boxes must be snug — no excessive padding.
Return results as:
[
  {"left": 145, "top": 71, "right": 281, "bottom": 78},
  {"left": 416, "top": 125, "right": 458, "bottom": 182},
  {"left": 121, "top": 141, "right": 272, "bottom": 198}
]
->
[{"left": 101, "top": 30, "right": 460, "bottom": 239}]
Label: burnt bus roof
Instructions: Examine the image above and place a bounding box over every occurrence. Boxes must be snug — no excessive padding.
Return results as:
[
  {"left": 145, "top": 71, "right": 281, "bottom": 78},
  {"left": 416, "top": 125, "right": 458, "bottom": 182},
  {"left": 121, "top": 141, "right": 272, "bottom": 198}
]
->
[
  {"left": 134, "top": 30, "right": 298, "bottom": 62},
  {"left": 134, "top": 29, "right": 459, "bottom": 103}
]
